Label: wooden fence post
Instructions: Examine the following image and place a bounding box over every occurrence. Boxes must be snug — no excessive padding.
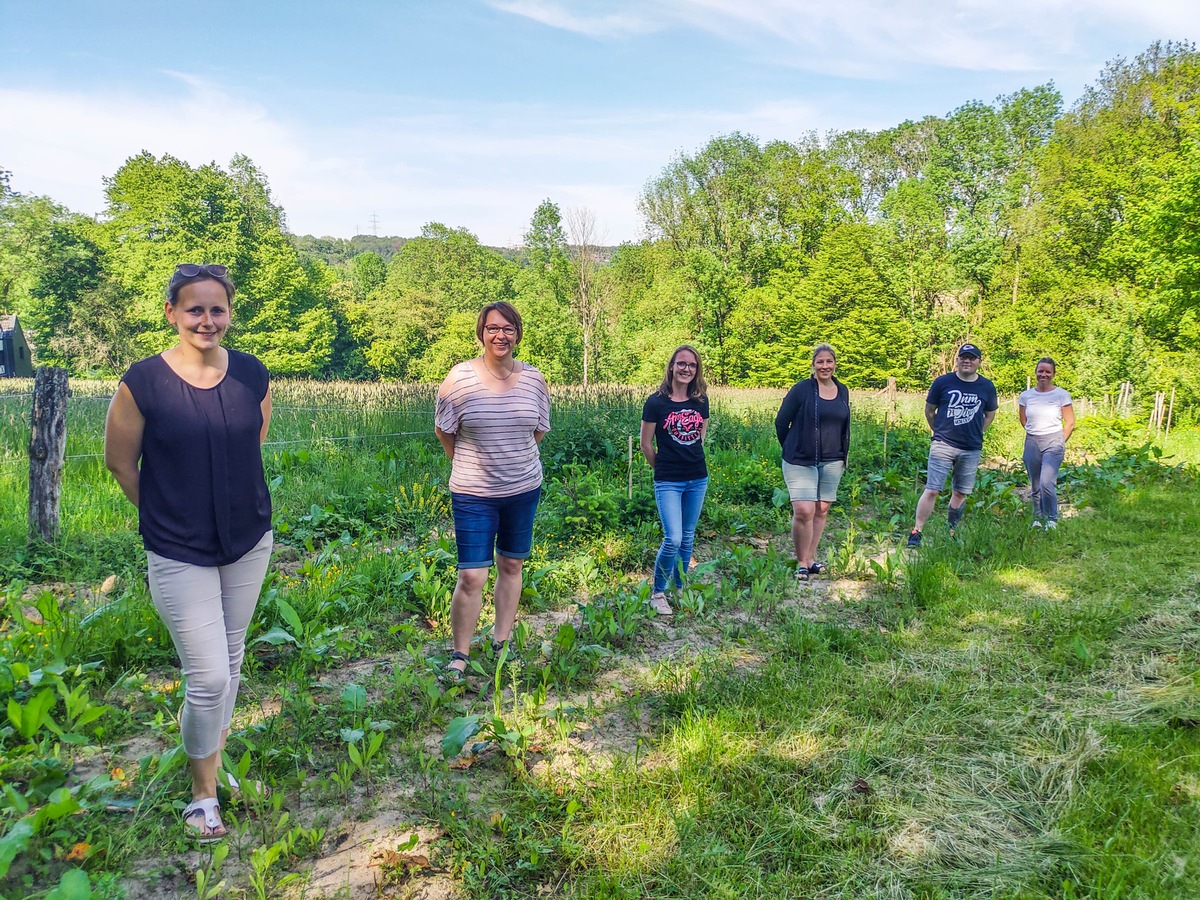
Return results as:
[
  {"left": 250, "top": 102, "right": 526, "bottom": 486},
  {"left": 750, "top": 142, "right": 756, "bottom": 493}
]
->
[
  {"left": 28, "top": 366, "right": 69, "bottom": 544},
  {"left": 627, "top": 434, "right": 634, "bottom": 500},
  {"left": 884, "top": 377, "right": 896, "bottom": 463}
]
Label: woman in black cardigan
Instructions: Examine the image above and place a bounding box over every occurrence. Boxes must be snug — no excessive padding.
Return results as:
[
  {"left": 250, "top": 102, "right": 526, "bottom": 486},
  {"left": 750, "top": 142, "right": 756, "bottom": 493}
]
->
[{"left": 774, "top": 344, "right": 850, "bottom": 580}]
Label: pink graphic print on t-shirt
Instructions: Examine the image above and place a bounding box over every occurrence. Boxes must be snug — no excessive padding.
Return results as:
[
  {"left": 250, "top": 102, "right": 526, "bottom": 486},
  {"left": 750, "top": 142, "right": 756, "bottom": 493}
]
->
[{"left": 663, "top": 408, "right": 704, "bottom": 446}]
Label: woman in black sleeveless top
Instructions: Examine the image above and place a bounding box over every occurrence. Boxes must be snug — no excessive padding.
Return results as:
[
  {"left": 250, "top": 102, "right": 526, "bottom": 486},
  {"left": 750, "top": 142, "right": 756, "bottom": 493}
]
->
[{"left": 105, "top": 264, "right": 272, "bottom": 842}]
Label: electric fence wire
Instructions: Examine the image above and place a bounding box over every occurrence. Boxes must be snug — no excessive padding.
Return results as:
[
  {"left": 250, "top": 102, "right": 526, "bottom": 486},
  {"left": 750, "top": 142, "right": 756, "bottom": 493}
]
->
[{"left": 3, "top": 395, "right": 644, "bottom": 415}]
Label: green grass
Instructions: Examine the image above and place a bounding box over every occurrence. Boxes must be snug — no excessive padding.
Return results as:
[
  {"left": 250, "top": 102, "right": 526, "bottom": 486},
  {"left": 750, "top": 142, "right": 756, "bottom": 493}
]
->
[
  {"left": 475, "top": 486, "right": 1199, "bottom": 898},
  {"left": 0, "top": 380, "right": 1197, "bottom": 898}
]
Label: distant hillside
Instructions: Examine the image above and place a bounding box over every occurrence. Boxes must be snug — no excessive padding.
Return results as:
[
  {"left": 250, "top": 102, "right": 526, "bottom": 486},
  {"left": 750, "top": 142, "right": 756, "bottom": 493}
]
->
[
  {"left": 289, "top": 234, "right": 409, "bottom": 264},
  {"left": 290, "top": 233, "right": 619, "bottom": 267}
]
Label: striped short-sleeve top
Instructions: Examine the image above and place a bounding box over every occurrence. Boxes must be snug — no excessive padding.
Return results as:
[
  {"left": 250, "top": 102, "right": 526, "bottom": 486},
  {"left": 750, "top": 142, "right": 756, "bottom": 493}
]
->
[{"left": 435, "top": 360, "right": 551, "bottom": 497}]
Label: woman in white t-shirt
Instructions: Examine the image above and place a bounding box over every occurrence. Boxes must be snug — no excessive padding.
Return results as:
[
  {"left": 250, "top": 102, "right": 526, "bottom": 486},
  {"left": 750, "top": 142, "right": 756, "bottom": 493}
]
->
[{"left": 1018, "top": 357, "right": 1075, "bottom": 529}]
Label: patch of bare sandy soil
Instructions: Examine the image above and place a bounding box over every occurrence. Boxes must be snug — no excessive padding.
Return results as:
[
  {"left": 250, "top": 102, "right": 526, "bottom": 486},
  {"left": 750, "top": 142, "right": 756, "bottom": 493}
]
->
[
  {"left": 298, "top": 817, "right": 462, "bottom": 900},
  {"left": 17, "top": 573, "right": 122, "bottom": 622}
]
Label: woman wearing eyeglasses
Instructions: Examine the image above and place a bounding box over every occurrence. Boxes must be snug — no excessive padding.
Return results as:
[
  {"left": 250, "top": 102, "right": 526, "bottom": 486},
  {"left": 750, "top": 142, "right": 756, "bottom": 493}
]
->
[
  {"left": 105, "top": 264, "right": 273, "bottom": 842},
  {"left": 639, "top": 345, "right": 710, "bottom": 615},
  {"left": 434, "top": 301, "right": 550, "bottom": 682},
  {"left": 775, "top": 343, "right": 850, "bottom": 581}
]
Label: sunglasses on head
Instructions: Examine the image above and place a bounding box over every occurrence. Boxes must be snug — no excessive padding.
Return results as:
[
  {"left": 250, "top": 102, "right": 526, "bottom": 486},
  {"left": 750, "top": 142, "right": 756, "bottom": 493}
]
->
[{"left": 175, "top": 264, "right": 228, "bottom": 278}]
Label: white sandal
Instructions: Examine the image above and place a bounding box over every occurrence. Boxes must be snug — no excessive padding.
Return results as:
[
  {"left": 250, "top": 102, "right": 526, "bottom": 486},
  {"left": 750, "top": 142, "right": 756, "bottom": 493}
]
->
[{"left": 182, "top": 796, "right": 226, "bottom": 843}]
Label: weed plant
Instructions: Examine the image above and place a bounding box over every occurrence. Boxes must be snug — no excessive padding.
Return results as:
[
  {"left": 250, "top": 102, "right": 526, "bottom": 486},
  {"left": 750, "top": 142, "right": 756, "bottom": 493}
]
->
[{"left": 0, "top": 380, "right": 1196, "bottom": 897}]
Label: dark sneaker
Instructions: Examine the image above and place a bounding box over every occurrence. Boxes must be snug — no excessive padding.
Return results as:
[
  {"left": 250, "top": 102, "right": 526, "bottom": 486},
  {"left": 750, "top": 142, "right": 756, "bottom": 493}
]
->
[{"left": 906, "top": 530, "right": 922, "bottom": 549}]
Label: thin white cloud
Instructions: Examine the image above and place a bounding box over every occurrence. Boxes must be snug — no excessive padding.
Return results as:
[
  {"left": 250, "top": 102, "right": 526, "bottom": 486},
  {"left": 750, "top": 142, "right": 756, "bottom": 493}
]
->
[
  {"left": 486, "top": 0, "right": 658, "bottom": 38},
  {"left": 488, "top": 0, "right": 1200, "bottom": 76},
  {"left": 5, "top": 77, "right": 828, "bottom": 245}
]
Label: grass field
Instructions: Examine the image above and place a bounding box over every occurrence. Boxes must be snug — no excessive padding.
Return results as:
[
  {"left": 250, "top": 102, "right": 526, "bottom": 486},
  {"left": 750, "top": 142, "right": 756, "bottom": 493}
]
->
[{"left": 0, "top": 379, "right": 1197, "bottom": 899}]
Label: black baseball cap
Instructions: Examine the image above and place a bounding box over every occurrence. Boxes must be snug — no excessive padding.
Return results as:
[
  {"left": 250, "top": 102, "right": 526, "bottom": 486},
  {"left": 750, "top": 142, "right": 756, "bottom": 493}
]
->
[{"left": 957, "top": 343, "right": 982, "bottom": 359}]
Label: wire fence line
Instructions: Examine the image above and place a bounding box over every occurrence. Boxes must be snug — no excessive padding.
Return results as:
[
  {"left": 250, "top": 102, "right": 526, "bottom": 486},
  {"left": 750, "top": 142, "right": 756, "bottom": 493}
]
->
[
  {"left": 264, "top": 431, "right": 433, "bottom": 447},
  {"left": 0, "top": 389, "right": 645, "bottom": 474},
  {"left": 0, "top": 394, "right": 644, "bottom": 415},
  {"left": 0, "top": 429, "right": 451, "bottom": 469}
]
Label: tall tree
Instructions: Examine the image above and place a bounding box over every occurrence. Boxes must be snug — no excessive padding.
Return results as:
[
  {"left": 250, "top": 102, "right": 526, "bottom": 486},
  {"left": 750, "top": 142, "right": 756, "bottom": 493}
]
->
[
  {"left": 639, "top": 133, "right": 779, "bottom": 381},
  {"left": 26, "top": 217, "right": 138, "bottom": 373},
  {"left": 515, "top": 201, "right": 579, "bottom": 382},
  {"left": 564, "top": 205, "right": 609, "bottom": 386},
  {"left": 100, "top": 152, "right": 332, "bottom": 374},
  {"left": 358, "top": 223, "right": 516, "bottom": 378}
]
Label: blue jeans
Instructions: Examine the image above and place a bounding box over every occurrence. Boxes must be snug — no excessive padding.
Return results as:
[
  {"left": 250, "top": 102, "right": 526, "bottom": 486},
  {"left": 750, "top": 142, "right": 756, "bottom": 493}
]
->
[
  {"left": 1023, "top": 434, "right": 1065, "bottom": 522},
  {"left": 450, "top": 486, "right": 541, "bottom": 569},
  {"left": 653, "top": 477, "right": 708, "bottom": 592}
]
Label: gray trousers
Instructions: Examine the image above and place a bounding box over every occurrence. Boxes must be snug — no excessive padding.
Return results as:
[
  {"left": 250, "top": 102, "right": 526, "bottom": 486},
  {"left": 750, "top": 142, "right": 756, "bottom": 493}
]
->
[
  {"left": 146, "top": 530, "right": 273, "bottom": 759},
  {"left": 1023, "top": 434, "right": 1065, "bottom": 522}
]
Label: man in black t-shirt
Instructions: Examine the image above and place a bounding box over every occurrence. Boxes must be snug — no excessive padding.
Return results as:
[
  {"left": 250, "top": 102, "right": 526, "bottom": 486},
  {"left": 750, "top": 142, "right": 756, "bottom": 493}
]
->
[{"left": 907, "top": 344, "right": 998, "bottom": 548}]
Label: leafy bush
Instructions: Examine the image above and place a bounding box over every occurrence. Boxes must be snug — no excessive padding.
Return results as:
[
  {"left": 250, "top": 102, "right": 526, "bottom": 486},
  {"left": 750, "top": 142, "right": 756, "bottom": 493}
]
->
[{"left": 538, "top": 465, "right": 623, "bottom": 538}]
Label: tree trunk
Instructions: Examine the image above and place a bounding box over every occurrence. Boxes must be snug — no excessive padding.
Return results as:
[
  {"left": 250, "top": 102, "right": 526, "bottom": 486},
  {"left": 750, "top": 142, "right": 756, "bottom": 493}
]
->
[
  {"left": 582, "top": 326, "right": 591, "bottom": 388},
  {"left": 28, "top": 366, "right": 69, "bottom": 544},
  {"left": 1012, "top": 251, "right": 1020, "bottom": 307}
]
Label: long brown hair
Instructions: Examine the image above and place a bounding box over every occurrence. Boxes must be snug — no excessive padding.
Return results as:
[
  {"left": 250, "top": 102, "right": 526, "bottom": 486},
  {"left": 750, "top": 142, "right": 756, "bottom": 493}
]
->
[{"left": 657, "top": 345, "right": 707, "bottom": 400}]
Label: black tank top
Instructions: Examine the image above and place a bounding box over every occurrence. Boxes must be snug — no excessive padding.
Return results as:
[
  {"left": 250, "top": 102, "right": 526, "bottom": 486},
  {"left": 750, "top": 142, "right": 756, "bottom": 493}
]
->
[{"left": 121, "top": 349, "right": 271, "bottom": 566}]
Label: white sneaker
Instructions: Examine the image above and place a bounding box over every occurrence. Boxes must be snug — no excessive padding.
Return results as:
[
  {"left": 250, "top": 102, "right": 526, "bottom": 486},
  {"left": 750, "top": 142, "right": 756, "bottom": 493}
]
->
[
  {"left": 1045, "top": 520, "right": 1057, "bottom": 530},
  {"left": 650, "top": 592, "right": 673, "bottom": 616},
  {"left": 1031, "top": 520, "right": 1043, "bottom": 529}
]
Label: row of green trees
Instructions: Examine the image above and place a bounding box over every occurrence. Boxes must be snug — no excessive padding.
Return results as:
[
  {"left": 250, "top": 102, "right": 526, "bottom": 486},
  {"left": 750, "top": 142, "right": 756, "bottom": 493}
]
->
[{"left": 2, "top": 42, "right": 1198, "bottom": 412}]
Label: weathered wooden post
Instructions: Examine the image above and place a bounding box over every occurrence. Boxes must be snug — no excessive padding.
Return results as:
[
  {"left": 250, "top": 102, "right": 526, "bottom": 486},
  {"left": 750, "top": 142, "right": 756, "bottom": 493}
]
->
[
  {"left": 627, "top": 435, "right": 634, "bottom": 500},
  {"left": 884, "top": 377, "right": 896, "bottom": 464},
  {"left": 28, "top": 366, "right": 69, "bottom": 544}
]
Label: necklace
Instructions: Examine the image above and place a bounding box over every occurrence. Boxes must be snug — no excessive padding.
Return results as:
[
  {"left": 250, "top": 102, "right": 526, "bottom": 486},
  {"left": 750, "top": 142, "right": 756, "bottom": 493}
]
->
[{"left": 481, "top": 356, "right": 517, "bottom": 381}]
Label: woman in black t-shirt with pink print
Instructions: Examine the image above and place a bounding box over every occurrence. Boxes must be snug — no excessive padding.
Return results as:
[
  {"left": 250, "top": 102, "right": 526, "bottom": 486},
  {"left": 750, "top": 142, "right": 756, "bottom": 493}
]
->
[{"left": 640, "top": 345, "right": 709, "bottom": 616}]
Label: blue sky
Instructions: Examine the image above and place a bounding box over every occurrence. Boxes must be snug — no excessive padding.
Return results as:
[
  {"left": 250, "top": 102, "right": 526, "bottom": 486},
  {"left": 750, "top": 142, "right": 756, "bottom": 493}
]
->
[{"left": 2, "top": 1, "right": 1197, "bottom": 246}]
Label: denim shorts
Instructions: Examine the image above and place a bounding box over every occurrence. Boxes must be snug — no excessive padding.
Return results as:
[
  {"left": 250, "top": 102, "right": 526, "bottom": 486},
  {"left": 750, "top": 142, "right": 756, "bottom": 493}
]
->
[
  {"left": 782, "top": 460, "right": 845, "bottom": 503},
  {"left": 925, "top": 440, "right": 981, "bottom": 494},
  {"left": 450, "top": 486, "right": 541, "bottom": 569}
]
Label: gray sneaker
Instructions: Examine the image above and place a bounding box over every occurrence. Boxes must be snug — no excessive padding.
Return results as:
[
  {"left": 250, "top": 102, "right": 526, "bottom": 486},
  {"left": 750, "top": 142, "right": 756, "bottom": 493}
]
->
[{"left": 650, "top": 592, "right": 673, "bottom": 616}]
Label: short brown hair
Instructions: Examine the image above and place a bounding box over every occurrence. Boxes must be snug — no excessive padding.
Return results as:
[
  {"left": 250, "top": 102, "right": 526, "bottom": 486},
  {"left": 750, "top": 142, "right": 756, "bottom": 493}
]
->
[
  {"left": 476, "top": 301, "right": 523, "bottom": 344},
  {"left": 167, "top": 265, "right": 235, "bottom": 306}
]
